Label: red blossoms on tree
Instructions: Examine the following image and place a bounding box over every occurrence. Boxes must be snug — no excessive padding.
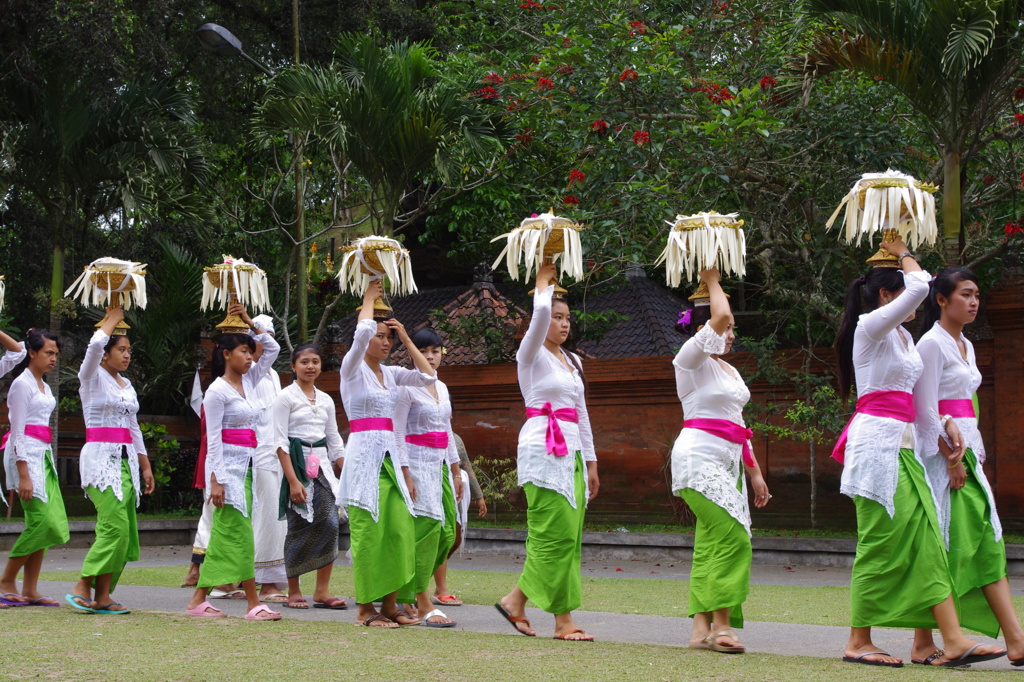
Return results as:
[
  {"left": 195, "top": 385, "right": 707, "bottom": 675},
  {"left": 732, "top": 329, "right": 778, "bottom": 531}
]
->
[
  {"left": 620, "top": 68, "right": 639, "bottom": 82},
  {"left": 563, "top": 195, "right": 580, "bottom": 206},
  {"left": 983, "top": 174, "right": 996, "bottom": 184},
  {"left": 590, "top": 119, "right": 609, "bottom": 134},
  {"left": 1015, "top": 113, "right": 1024, "bottom": 126},
  {"left": 629, "top": 20, "right": 648, "bottom": 36},
  {"left": 484, "top": 72, "right": 504, "bottom": 85},
  {"left": 473, "top": 86, "right": 500, "bottom": 99},
  {"left": 1005, "top": 221, "right": 1023, "bottom": 235},
  {"left": 535, "top": 77, "right": 555, "bottom": 91},
  {"left": 633, "top": 130, "right": 650, "bottom": 146},
  {"left": 759, "top": 76, "right": 777, "bottom": 90},
  {"left": 556, "top": 64, "right": 575, "bottom": 75},
  {"left": 1014, "top": 87, "right": 1024, "bottom": 101},
  {"left": 568, "top": 169, "right": 586, "bottom": 186}
]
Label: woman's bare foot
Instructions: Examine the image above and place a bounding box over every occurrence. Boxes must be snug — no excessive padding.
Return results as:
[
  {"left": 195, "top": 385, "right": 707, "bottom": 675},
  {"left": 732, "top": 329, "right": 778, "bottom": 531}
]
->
[
  {"left": 498, "top": 594, "right": 536, "bottom": 636},
  {"left": 844, "top": 646, "right": 902, "bottom": 666},
  {"left": 931, "top": 642, "right": 1006, "bottom": 666}
]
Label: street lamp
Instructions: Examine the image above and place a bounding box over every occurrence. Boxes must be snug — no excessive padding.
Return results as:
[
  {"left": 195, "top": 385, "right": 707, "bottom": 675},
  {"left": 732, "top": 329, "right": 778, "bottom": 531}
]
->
[{"left": 195, "top": 23, "right": 275, "bottom": 77}]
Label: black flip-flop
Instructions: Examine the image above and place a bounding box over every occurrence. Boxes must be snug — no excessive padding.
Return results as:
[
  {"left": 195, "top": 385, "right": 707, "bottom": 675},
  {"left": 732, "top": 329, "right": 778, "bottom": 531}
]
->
[
  {"left": 911, "top": 649, "right": 970, "bottom": 668},
  {"left": 494, "top": 602, "right": 535, "bottom": 636},
  {"left": 941, "top": 644, "right": 1006, "bottom": 667},
  {"left": 314, "top": 597, "right": 347, "bottom": 610},
  {"left": 842, "top": 651, "right": 903, "bottom": 667}
]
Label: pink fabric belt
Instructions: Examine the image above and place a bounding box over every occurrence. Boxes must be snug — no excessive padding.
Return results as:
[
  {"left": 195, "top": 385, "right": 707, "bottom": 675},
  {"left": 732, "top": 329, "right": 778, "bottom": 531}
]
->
[
  {"left": 938, "top": 399, "right": 976, "bottom": 419},
  {"left": 350, "top": 418, "right": 394, "bottom": 432},
  {"left": 222, "top": 428, "right": 257, "bottom": 448},
  {"left": 1, "top": 424, "right": 52, "bottom": 449},
  {"left": 525, "top": 403, "right": 579, "bottom": 457},
  {"left": 831, "top": 390, "right": 915, "bottom": 464},
  {"left": 86, "top": 427, "right": 132, "bottom": 444},
  {"left": 683, "top": 418, "right": 755, "bottom": 468},
  {"left": 406, "top": 432, "right": 449, "bottom": 449}
]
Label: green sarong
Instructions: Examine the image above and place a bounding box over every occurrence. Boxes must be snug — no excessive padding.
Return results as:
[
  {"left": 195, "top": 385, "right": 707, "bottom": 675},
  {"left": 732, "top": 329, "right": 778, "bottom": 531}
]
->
[
  {"left": 397, "top": 463, "right": 455, "bottom": 603},
  {"left": 349, "top": 456, "right": 415, "bottom": 604},
  {"left": 518, "top": 451, "right": 585, "bottom": 615},
  {"left": 197, "top": 468, "right": 255, "bottom": 588},
  {"left": 680, "top": 488, "right": 750, "bottom": 628},
  {"left": 81, "top": 459, "right": 139, "bottom": 591},
  {"left": 948, "top": 448, "right": 1006, "bottom": 638},
  {"left": 851, "top": 448, "right": 953, "bottom": 628},
  {"left": 10, "top": 455, "right": 69, "bottom": 558},
  {"left": 440, "top": 462, "right": 457, "bottom": 554}
]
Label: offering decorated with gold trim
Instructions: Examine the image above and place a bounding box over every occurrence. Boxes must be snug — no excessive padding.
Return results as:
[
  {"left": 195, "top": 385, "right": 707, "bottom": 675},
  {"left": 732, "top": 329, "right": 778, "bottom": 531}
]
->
[
  {"left": 655, "top": 211, "right": 746, "bottom": 287},
  {"left": 336, "top": 236, "right": 416, "bottom": 315},
  {"left": 64, "top": 257, "right": 148, "bottom": 334},
  {"left": 201, "top": 255, "right": 271, "bottom": 333}
]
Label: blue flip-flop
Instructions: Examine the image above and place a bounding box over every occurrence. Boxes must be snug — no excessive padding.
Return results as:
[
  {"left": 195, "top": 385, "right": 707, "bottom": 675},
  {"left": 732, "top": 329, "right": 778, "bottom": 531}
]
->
[
  {"left": 92, "top": 602, "right": 131, "bottom": 615},
  {"left": 65, "top": 594, "right": 96, "bottom": 613}
]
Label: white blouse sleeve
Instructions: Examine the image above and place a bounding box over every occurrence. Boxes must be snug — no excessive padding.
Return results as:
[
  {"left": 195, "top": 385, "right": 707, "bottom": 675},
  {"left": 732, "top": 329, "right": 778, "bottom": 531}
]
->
[
  {"left": 673, "top": 325, "right": 726, "bottom": 371},
  {"left": 572, "top": 352, "right": 597, "bottom": 462},
  {"left": 392, "top": 387, "right": 412, "bottom": 468},
  {"left": 129, "top": 408, "right": 147, "bottom": 457},
  {"left": 445, "top": 422, "right": 460, "bottom": 466},
  {"left": 271, "top": 389, "right": 293, "bottom": 456},
  {"left": 913, "top": 336, "right": 947, "bottom": 459},
  {"left": 341, "top": 319, "right": 376, "bottom": 382},
  {"left": 517, "top": 284, "right": 553, "bottom": 366},
  {"left": 79, "top": 330, "right": 108, "bottom": 383},
  {"left": 0, "top": 343, "right": 25, "bottom": 377},
  {"left": 390, "top": 366, "right": 437, "bottom": 388},
  {"left": 247, "top": 330, "right": 280, "bottom": 387},
  {"left": 204, "top": 384, "right": 227, "bottom": 485},
  {"left": 7, "top": 375, "right": 29, "bottom": 462},
  {"left": 322, "top": 393, "right": 345, "bottom": 462},
  {"left": 861, "top": 270, "right": 930, "bottom": 342}
]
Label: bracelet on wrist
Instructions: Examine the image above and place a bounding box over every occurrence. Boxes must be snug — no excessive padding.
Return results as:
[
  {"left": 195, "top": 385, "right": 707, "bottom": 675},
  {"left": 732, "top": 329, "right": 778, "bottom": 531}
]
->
[
  {"left": 899, "top": 251, "right": 913, "bottom": 260},
  {"left": 940, "top": 414, "right": 952, "bottom": 427}
]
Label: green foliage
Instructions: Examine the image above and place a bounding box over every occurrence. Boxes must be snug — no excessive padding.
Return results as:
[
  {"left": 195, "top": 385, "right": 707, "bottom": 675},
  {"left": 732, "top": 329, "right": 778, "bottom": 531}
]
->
[
  {"left": 571, "top": 309, "right": 631, "bottom": 344},
  {"left": 56, "top": 395, "right": 81, "bottom": 416},
  {"left": 430, "top": 305, "right": 523, "bottom": 363},
  {"left": 472, "top": 456, "right": 522, "bottom": 517},
  {"left": 138, "top": 421, "right": 180, "bottom": 492}
]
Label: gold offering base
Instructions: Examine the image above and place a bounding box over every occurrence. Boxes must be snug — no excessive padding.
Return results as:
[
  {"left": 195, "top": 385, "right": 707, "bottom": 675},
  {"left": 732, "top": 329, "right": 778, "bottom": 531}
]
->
[
  {"left": 866, "top": 228, "right": 902, "bottom": 269},
  {"left": 356, "top": 295, "right": 394, "bottom": 318}
]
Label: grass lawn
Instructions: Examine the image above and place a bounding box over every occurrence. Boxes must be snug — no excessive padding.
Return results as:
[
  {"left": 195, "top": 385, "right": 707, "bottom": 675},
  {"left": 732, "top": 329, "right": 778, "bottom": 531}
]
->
[{"left": 0, "top": 607, "right": 1013, "bottom": 681}]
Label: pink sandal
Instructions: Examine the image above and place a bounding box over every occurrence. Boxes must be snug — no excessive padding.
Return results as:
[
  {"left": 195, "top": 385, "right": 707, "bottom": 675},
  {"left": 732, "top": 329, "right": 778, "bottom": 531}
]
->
[
  {"left": 245, "top": 604, "right": 282, "bottom": 621},
  {"left": 431, "top": 594, "right": 463, "bottom": 606},
  {"left": 186, "top": 601, "right": 226, "bottom": 618}
]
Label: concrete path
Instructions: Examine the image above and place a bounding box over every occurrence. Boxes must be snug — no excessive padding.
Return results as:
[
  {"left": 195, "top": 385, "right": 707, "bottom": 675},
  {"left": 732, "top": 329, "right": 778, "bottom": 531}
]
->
[{"left": 24, "top": 545, "right": 1022, "bottom": 672}]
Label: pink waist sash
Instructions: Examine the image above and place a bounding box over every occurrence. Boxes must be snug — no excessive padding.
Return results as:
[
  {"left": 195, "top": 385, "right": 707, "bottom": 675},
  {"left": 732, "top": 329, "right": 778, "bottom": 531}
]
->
[
  {"left": 938, "top": 399, "right": 976, "bottom": 419},
  {"left": 525, "top": 403, "right": 579, "bottom": 457},
  {"left": 350, "top": 418, "right": 394, "bottom": 432},
  {"left": 222, "top": 428, "right": 257, "bottom": 448},
  {"left": 406, "top": 432, "right": 449, "bottom": 449},
  {"left": 1, "top": 424, "right": 53, "bottom": 449},
  {"left": 86, "top": 427, "right": 132, "bottom": 444},
  {"left": 831, "top": 390, "right": 915, "bottom": 464},
  {"left": 683, "top": 418, "right": 755, "bottom": 468}
]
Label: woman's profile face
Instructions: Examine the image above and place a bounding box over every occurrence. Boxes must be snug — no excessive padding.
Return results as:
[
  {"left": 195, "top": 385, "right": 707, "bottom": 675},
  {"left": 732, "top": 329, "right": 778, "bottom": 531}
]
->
[
  {"left": 224, "top": 343, "right": 253, "bottom": 375},
  {"left": 940, "top": 279, "right": 980, "bottom": 327},
  {"left": 104, "top": 336, "right": 132, "bottom": 372},
  {"left": 546, "top": 300, "right": 571, "bottom": 347}
]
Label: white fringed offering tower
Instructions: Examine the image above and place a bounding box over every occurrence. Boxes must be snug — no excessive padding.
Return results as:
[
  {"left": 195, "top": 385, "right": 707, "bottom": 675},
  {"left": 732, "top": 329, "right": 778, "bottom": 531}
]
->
[
  {"left": 655, "top": 211, "right": 747, "bottom": 289},
  {"left": 64, "top": 257, "right": 148, "bottom": 335},
  {"left": 201, "top": 255, "right": 270, "bottom": 334},
  {"left": 491, "top": 211, "right": 585, "bottom": 294},
  {"left": 826, "top": 169, "right": 939, "bottom": 267},
  {"left": 336, "top": 236, "right": 416, "bottom": 316}
]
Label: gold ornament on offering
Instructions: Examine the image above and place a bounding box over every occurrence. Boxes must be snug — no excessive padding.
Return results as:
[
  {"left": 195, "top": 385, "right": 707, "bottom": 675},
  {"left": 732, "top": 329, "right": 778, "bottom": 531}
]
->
[
  {"left": 64, "top": 257, "right": 148, "bottom": 335},
  {"left": 826, "top": 169, "right": 939, "bottom": 268},
  {"left": 336, "top": 236, "right": 416, "bottom": 316},
  {"left": 686, "top": 280, "right": 730, "bottom": 307},
  {"left": 201, "top": 255, "right": 271, "bottom": 334},
  {"left": 491, "top": 210, "right": 585, "bottom": 295},
  {"left": 654, "top": 211, "right": 747, "bottom": 288}
]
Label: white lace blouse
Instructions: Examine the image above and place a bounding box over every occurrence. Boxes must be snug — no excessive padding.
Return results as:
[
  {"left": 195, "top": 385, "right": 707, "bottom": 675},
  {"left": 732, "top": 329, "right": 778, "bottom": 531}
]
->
[
  {"left": 338, "top": 318, "right": 436, "bottom": 521},
  {"left": 670, "top": 324, "right": 753, "bottom": 534},
  {"left": 204, "top": 331, "right": 279, "bottom": 517},
  {"left": 271, "top": 382, "right": 345, "bottom": 523},
  {"left": 840, "top": 269, "right": 929, "bottom": 516},
  {"left": 3, "top": 370, "right": 57, "bottom": 503},
  {"left": 394, "top": 381, "right": 460, "bottom": 524},
  {"left": 914, "top": 325, "right": 1001, "bottom": 546},
  {"left": 251, "top": 369, "right": 282, "bottom": 471},
  {"left": 516, "top": 285, "right": 597, "bottom": 508},
  {"left": 77, "top": 330, "right": 146, "bottom": 503}
]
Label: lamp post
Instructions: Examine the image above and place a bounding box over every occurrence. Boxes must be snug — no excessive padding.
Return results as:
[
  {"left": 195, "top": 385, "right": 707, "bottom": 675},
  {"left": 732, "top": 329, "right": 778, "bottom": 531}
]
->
[{"left": 195, "top": 21, "right": 309, "bottom": 343}]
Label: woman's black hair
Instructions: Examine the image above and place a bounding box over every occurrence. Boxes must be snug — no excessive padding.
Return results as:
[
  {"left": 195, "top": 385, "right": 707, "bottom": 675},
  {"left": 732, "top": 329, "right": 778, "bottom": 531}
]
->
[
  {"left": 410, "top": 327, "right": 444, "bottom": 350},
  {"left": 675, "top": 305, "right": 713, "bottom": 336},
  {"left": 211, "top": 333, "right": 256, "bottom": 379},
  {"left": 918, "top": 267, "right": 980, "bottom": 336},
  {"left": 12, "top": 329, "right": 61, "bottom": 379},
  {"left": 833, "top": 267, "right": 907, "bottom": 402},
  {"left": 290, "top": 343, "right": 323, "bottom": 364}
]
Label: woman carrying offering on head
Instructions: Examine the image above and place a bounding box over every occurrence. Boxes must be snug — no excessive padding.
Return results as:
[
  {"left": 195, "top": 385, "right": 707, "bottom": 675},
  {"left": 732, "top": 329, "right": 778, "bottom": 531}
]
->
[
  {"left": 185, "top": 303, "right": 282, "bottom": 620},
  {"left": 272, "top": 344, "right": 347, "bottom": 611},
  {"left": 339, "top": 280, "right": 437, "bottom": 628},
  {"left": 910, "top": 268, "right": 1024, "bottom": 666},
  {"left": 0, "top": 330, "right": 67, "bottom": 608},
  {"left": 66, "top": 307, "right": 154, "bottom": 614},
  {"left": 671, "top": 268, "right": 769, "bottom": 654},
  {"left": 833, "top": 239, "right": 1004, "bottom": 667},
  {"left": 393, "top": 327, "right": 463, "bottom": 628},
  {"left": 496, "top": 262, "right": 598, "bottom": 641}
]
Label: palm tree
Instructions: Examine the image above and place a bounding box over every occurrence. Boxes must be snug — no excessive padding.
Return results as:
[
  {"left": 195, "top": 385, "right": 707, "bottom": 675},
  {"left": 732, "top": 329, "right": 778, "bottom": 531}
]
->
[
  {"left": 0, "top": 66, "right": 209, "bottom": 333},
  {"left": 797, "top": 0, "right": 1024, "bottom": 262}
]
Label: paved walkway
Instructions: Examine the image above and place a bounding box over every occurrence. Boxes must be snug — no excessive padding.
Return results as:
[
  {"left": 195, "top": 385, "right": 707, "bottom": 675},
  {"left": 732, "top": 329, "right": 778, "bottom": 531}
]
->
[{"left": 27, "top": 545, "right": 1023, "bottom": 672}]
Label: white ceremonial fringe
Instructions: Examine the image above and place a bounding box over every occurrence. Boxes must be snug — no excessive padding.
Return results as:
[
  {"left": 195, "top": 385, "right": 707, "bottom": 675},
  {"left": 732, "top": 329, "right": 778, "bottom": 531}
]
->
[{"left": 335, "top": 236, "right": 417, "bottom": 297}]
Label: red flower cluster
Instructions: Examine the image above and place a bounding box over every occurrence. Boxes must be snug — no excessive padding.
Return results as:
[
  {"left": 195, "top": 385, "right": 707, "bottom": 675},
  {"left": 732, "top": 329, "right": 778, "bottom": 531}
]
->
[
  {"left": 562, "top": 36, "right": 572, "bottom": 48},
  {"left": 515, "top": 129, "right": 534, "bottom": 146},
  {"left": 629, "top": 20, "right": 648, "bottom": 36},
  {"left": 563, "top": 195, "right": 580, "bottom": 206},
  {"left": 620, "top": 68, "right": 639, "bottom": 82},
  {"left": 1015, "top": 113, "right": 1024, "bottom": 125},
  {"left": 568, "top": 169, "right": 586, "bottom": 185},
  {"left": 691, "top": 80, "right": 734, "bottom": 103},
  {"left": 633, "top": 130, "right": 650, "bottom": 146},
  {"left": 1005, "top": 221, "right": 1023, "bottom": 235},
  {"left": 484, "top": 72, "right": 504, "bottom": 85},
  {"left": 759, "top": 76, "right": 777, "bottom": 90},
  {"left": 589, "top": 119, "right": 609, "bottom": 135},
  {"left": 535, "top": 77, "right": 555, "bottom": 91},
  {"left": 983, "top": 174, "right": 996, "bottom": 184},
  {"left": 1015, "top": 87, "right": 1024, "bottom": 101},
  {"left": 556, "top": 64, "right": 575, "bottom": 75},
  {"left": 473, "top": 85, "right": 500, "bottom": 99},
  {"left": 506, "top": 98, "right": 524, "bottom": 112},
  {"left": 519, "top": 0, "right": 544, "bottom": 9}
]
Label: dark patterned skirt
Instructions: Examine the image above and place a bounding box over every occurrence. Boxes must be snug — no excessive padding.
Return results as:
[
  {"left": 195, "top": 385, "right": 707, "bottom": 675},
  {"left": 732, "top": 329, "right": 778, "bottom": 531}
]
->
[{"left": 284, "top": 471, "right": 340, "bottom": 578}]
